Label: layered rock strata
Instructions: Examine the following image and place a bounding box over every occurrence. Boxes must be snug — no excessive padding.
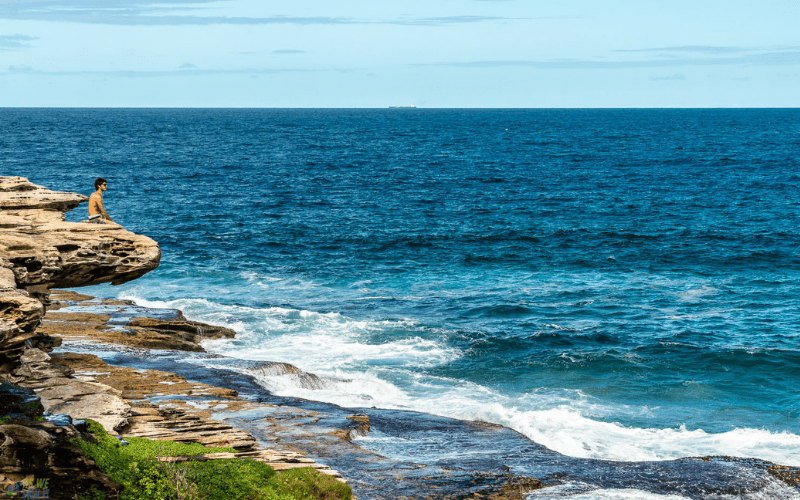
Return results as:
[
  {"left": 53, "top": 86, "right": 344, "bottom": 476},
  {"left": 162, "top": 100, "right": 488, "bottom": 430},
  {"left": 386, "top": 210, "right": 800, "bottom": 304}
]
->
[{"left": 0, "top": 176, "right": 161, "bottom": 377}]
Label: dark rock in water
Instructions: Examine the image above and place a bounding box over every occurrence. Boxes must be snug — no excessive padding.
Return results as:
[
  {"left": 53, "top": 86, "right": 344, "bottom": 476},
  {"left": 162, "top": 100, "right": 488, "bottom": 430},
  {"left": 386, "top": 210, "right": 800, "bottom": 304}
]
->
[
  {"left": 121, "top": 315, "right": 237, "bottom": 351},
  {"left": 0, "top": 419, "right": 121, "bottom": 500},
  {"left": 0, "top": 380, "right": 44, "bottom": 419},
  {"left": 128, "top": 316, "right": 236, "bottom": 341}
]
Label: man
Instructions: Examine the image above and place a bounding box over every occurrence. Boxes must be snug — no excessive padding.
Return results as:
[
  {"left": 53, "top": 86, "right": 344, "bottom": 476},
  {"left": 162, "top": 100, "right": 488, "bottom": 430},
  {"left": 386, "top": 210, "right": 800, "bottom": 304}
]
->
[{"left": 88, "top": 177, "right": 114, "bottom": 224}]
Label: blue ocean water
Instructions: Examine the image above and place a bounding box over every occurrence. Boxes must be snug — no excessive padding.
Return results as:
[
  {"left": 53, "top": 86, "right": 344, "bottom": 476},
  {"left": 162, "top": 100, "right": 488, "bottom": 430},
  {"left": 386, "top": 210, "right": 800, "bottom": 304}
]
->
[{"left": 3, "top": 108, "right": 800, "bottom": 467}]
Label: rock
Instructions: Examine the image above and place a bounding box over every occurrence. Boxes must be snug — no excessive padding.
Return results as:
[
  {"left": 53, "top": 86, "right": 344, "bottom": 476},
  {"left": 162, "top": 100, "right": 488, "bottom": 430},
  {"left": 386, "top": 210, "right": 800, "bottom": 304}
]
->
[
  {"left": 10, "top": 347, "right": 73, "bottom": 386},
  {"left": 0, "top": 380, "right": 44, "bottom": 420},
  {"left": 158, "top": 449, "right": 344, "bottom": 480},
  {"left": 0, "top": 419, "right": 122, "bottom": 500},
  {"left": 0, "top": 175, "right": 160, "bottom": 378},
  {"left": 0, "top": 424, "right": 52, "bottom": 450},
  {"left": 26, "top": 379, "right": 131, "bottom": 435},
  {"left": 334, "top": 414, "right": 371, "bottom": 442},
  {"left": 47, "top": 393, "right": 131, "bottom": 435},
  {"left": 128, "top": 316, "right": 237, "bottom": 343},
  {"left": 122, "top": 403, "right": 256, "bottom": 450},
  {"left": 0, "top": 177, "right": 86, "bottom": 212},
  {"left": 0, "top": 177, "right": 159, "bottom": 497},
  {"left": 37, "top": 306, "right": 238, "bottom": 352},
  {"left": 20, "top": 347, "right": 50, "bottom": 364}
]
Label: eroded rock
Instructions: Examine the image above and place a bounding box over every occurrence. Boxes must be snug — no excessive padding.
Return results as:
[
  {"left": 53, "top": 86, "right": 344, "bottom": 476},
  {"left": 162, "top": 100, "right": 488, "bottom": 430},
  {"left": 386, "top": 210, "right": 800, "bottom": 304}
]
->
[{"left": 0, "top": 175, "right": 160, "bottom": 377}]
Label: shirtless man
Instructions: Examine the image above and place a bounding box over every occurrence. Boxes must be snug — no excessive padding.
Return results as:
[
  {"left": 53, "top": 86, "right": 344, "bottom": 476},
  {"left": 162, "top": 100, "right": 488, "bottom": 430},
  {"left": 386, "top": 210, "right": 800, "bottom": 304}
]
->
[{"left": 88, "top": 177, "right": 113, "bottom": 223}]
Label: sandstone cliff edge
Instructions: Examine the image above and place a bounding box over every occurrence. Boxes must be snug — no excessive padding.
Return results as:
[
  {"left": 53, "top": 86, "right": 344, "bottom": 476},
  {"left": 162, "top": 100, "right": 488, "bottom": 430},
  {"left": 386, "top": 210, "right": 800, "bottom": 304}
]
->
[{"left": 0, "top": 175, "right": 161, "bottom": 378}]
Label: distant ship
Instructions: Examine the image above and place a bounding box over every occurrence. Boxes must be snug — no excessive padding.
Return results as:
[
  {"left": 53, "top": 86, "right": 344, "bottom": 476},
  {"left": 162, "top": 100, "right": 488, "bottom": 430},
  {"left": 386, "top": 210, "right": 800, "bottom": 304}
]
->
[{"left": 389, "top": 105, "right": 417, "bottom": 108}]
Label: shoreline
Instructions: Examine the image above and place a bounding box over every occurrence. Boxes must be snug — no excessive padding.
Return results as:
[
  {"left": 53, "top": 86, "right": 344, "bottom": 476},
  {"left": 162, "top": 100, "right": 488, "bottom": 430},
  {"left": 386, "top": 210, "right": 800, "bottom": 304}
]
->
[
  {"left": 37, "top": 289, "right": 549, "bottom": 499},
  {"left": 42, "top": 289, "right": 800, "bottom": 498}
]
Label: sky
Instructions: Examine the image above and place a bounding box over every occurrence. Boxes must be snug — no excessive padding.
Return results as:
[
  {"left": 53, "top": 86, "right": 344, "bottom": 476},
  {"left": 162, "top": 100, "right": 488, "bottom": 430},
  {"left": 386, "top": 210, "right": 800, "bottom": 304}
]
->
[{"left": 0, "top": 0, "right": 798, "bottom": 107}]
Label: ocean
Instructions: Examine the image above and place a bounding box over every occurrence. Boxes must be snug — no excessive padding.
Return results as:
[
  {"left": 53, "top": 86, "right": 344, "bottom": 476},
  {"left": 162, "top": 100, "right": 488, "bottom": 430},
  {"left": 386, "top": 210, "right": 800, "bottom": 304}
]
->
[{"left": 3, "top": 108, "right": 800, "bottom": 485}]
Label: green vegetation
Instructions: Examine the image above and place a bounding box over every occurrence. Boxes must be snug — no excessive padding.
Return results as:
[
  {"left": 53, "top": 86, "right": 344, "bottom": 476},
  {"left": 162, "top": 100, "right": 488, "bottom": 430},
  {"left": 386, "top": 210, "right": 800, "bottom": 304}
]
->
[
  {"left": 73, "top": 420, "right": 351, "bottom": 500},
  {"left": 122, "top": 436, "right": 235, "bottom": 459},
  {"left": 0, "top": 416, "right": 10, "bottom": 424}
]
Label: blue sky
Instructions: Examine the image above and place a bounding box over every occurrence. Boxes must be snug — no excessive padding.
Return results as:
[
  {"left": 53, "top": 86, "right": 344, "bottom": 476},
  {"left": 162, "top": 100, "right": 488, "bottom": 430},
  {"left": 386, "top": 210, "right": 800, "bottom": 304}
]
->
[{"left": 0, "top": 0, "right": 798, "bottom": 107}]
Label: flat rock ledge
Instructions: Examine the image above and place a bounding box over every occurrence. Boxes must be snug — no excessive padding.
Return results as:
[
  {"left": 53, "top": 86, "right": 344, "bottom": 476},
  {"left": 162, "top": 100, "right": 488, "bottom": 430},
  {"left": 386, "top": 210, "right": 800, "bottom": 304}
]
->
[{"left": 37, "top": 350, "right": 345, "bottom": 482}]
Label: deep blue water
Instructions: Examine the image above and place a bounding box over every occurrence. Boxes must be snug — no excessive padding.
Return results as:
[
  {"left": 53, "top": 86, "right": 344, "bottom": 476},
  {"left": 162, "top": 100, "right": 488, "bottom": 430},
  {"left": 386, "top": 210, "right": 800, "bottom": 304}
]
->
[{"left": 2, "top": 108, "right": 800, "bottom": 466}]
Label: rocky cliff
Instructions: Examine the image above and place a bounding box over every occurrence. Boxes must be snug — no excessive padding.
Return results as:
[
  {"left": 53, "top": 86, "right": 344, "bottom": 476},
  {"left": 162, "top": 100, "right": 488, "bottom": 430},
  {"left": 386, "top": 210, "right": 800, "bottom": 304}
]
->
[
  {"left": 0, "top": 176, "right": 160, "bottom": 377},
  {"left": 0, "top": 176, "right": 160, "bottom": 498}
]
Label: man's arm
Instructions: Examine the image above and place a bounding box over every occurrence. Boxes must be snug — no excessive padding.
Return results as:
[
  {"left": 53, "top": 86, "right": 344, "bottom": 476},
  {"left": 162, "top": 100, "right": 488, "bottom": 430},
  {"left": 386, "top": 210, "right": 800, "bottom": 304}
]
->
[
  {"left": 98, "top": 198, "right": 113, "bottom": 222},
  {"left": 91, "top": 193, "right": 113, "bottom": 222}
]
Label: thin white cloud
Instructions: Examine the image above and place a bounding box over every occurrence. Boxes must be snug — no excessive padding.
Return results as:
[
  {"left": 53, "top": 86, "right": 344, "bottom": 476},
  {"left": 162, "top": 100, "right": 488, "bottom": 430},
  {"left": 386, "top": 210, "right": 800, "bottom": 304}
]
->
[
  {"left": 0, "top": 34, "right": 38, "bottom": 50},
  {"left": 0, "top": 1, "right": 526, "bottom": 26},
  {"left": 651, "top": 74, "right": 686, "bottom": 81},
  {"left": 3, "top": 67, "right": 314, "bottom": 77},
  {"left": 8, "top": 64, "right": 34, "bottom": 72},
  {"left": 390, "top": 15, "right": 506, "bottom": 26},
  {"left": 616, "top": 46, "right": 750, "bottom": 54},
  {"left": 434, "top": 50, "right": 800, "bottom": 69}
]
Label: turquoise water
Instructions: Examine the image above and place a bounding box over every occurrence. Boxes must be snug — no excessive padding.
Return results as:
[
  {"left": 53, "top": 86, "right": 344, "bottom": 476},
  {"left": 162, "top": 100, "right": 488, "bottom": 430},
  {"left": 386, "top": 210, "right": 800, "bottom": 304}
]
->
[{"left": 3, "top": 108, "right": 800, "bottom": 467}]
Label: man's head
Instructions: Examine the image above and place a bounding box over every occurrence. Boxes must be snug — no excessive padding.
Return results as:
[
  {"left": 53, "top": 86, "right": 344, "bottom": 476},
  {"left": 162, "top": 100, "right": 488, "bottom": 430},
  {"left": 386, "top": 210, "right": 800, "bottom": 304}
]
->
[{"left": 95, "top": 178, "right": 107, "bottom": 191}]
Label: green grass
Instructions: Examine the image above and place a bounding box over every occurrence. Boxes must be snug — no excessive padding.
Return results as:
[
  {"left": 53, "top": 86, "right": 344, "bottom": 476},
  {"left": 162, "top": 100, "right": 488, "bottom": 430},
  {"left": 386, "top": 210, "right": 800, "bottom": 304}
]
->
[
  {"left": 121, "top": 436, "right": 235, "bottom": 459},
  {"left": 73, "top": 420, "right": 351, "bottom": 500}
]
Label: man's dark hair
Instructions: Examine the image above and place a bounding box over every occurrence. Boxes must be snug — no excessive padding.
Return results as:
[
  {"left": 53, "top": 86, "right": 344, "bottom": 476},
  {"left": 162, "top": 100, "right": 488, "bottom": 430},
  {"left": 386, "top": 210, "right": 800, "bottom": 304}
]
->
[{"left": 94, "top": 178, "right": 107, "bottom": 190}]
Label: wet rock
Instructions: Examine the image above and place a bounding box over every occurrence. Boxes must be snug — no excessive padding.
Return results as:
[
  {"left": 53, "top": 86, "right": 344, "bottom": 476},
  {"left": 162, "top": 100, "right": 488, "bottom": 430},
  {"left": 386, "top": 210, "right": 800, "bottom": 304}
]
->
[
  {"left": 248, "top": 360, "right": 348, "bottom": 390},
  {"left": 38, "top": 305, "right": 237, "bottom": 353},
  {"left": 128, "top": 316, "right": 237, "bottom": 342},
  {"left": 42, "top": 413, "right": 73, "bottom": 427},
  {"left": 335, "top": 414, "right": 371, "bottom": 441}
]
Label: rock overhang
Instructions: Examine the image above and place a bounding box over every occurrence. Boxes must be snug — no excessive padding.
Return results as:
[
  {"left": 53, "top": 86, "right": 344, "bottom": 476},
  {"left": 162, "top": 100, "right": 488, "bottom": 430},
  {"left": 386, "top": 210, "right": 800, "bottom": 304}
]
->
[{"left": 0, "top": 175, "right": 161, "bottom": 374}]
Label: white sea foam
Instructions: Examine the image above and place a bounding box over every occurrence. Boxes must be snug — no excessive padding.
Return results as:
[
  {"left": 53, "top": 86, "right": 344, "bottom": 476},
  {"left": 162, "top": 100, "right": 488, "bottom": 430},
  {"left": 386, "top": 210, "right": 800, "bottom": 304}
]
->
[
  {"left": 526, "top": 481, "right": 800, "bottom": 500},
  {"left": 477, "top": 405, "right": 800, "bottom": 466},
  {"left": 527, "top": 485, "right": 691, "bottom": 500},
  {"left": 117, "top": 291, "right": 800, "bottom": 467}
]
